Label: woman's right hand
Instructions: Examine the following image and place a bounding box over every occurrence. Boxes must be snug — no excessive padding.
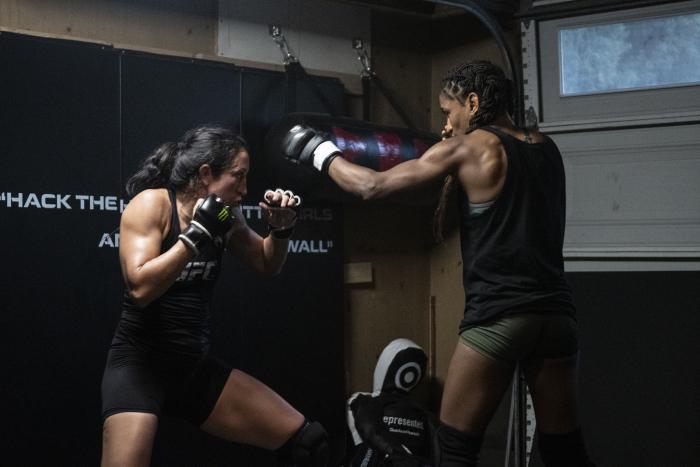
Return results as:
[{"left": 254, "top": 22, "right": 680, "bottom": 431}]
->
[{"left": 180, "top": 194, "right": 235, "bottom": 254}]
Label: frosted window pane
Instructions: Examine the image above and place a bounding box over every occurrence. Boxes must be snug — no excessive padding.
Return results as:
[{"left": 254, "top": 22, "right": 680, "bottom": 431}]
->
[{"left": 560, "top": 12, "right": 700, "bottom": 96}]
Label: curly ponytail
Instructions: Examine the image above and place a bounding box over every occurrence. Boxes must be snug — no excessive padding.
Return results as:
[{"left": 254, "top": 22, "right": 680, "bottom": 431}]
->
[
  {"left": 125, "top": 125, "right": 249, "bottom": 198},
  {"left": 125, "top": 142, "right": 180, "bottom": 197}
]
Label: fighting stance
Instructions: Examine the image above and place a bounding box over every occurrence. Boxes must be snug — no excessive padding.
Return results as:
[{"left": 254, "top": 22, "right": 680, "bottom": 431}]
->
[
  {"left": 101, "top": 125, "right": 328, "bottom": 466},
  {"left": 346, "top": 339, "right": 435, "bottom": 467},
  {"left": 281, "top": 61, "right": 595, "bottom": 466}
]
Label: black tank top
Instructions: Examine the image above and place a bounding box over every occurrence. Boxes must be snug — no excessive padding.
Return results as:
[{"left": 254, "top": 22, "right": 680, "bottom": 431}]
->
[
  {"left": 111, "top": 190, "right": 224, "bottom": 360},
  {"left": 458, "top": 126, "right": 575, "bottom": 330}
]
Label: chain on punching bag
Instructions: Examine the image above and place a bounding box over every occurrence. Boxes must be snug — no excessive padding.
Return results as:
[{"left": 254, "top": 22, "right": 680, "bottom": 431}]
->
[{"left": 264, "top": 113, "right": 440, "bottom": 202}]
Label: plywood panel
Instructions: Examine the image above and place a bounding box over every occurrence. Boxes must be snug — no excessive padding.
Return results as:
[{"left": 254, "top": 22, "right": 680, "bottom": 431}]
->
[
  {"left": 218, "top": 0, "right": 371, "bottom": 76},
  {"left": 428, "top": 230, "right": 464, "bottom": 386},
  {"left": 370, "top": 11, "right": 432, "bottom": 130},
  {"left": 0, "top": 0, "right": 217, "bottom": 54},
  {"left": 343, "top": 203, "right": 433, "bottom": 394}
]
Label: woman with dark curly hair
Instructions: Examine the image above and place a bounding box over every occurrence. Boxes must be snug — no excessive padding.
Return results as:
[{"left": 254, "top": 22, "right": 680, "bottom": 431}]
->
[{"left": 101, "top": 125, "right": 328, "bottom": 467}]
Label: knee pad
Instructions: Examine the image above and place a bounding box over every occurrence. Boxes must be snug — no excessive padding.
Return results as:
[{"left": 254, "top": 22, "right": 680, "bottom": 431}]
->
[
  {"left": 432, "top": 423, "right": 482, "bottom": 467},
  {"left": 277, "top": 420, "right": 330, "bottom": 467},
  {"left": 537, "top": 428, "right": 596, "bottom": 467}
]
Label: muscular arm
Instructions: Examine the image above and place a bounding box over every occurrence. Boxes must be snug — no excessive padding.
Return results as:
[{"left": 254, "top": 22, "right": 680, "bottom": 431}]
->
[
  {"left": 227, "top": 206, "right": 289, "bottom": 276},
  {"left": 119, "top": 190, "right": 194, "bottom": 308},
  {"left": 327, "top": 137, "right": 466, "bottom": 200}
]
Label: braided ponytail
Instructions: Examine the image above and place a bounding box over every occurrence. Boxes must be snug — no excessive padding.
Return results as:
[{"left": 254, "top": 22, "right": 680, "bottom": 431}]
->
[{"left": 433, "top": 174, "right": 456, "bottom": 243}]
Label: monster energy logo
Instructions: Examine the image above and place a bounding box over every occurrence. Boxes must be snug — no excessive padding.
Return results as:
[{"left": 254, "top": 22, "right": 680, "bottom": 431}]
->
[{"left": 217, "top": 208, "right": 229, "bottom": 221}]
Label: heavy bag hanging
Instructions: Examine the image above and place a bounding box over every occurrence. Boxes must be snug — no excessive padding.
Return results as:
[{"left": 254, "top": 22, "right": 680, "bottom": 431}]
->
[{"left": 264, "top": 113, "right": 439, "bottom": 201}]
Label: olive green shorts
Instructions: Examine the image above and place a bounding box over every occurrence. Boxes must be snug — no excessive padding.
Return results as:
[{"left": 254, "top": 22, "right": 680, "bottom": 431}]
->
[{"left": 459, "top": 312, "right": 578, "bottom": 366}]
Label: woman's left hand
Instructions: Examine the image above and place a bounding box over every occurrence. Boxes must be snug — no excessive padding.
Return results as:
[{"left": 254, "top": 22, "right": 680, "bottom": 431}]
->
[{"left": 260, "top": 188, "right": 301, "bottom": 231}]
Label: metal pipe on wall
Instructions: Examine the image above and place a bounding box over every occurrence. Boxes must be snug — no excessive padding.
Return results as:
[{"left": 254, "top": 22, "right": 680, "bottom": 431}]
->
[{"left": 431, "top": 0, "right": 524, "bottom": 127}]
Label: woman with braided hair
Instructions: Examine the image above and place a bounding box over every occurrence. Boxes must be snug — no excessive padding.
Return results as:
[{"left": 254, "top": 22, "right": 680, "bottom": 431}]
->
[{"left": 280, "top": 60, "right": 596, "bottom": 466}]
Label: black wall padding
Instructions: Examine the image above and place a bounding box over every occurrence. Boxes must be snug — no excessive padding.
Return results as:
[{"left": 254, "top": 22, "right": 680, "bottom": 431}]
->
[
  {"left": 120, "top": 52, "right": 243, "bottom": 198},
  {"left": 0, "top": 33, "right": 122, "bottom": 465},
  {"left": 527, "top": 271, "right": 700, "bottom": 467},
  {"left": 0, "top": 32, "right": 346, "bottom": 466}
]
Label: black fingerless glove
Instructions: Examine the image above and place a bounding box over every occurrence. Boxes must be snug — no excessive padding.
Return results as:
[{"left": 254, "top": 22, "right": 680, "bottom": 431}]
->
[{"left": 179, "top": 194, "right": 235, "bottom": 255}]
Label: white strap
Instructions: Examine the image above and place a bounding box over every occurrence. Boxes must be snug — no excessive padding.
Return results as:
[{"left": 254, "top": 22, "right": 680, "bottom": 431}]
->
[
  {"left": 313, "top": 140, "right": 341, "bottom": 171},
  {"left": 178, "top": 234, "right": 200, "bottom": 256}
]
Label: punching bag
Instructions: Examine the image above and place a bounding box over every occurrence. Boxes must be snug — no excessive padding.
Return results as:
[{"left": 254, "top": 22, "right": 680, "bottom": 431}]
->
[{"left": 264, "top": 113, "right": 440, "bottom": 202}]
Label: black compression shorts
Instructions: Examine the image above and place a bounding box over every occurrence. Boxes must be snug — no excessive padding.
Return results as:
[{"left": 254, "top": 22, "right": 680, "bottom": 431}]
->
[{"left": 101, "top": 349, "right": 231, "bottom": 425}]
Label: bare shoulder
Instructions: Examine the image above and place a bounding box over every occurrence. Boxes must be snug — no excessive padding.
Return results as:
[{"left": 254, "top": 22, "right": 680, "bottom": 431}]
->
[
  {"left": 465, "top": 129, "right": 506, "bottom": 165},
  {"left": 121, "top": 188, "right": 171, "bottom": 232},
  {"left": 455, "top": 130, "right": 507, "bottom": 198},
  {"left": 124, "top": 188, "right": 170, "bottom": 216},
  {"left": 440, "top": 130, "right": 496, "bottom": 163}
]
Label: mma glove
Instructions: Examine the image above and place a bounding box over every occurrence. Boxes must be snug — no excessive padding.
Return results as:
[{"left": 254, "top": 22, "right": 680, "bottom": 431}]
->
[
  {"left": 267, "top": 214, "right": 297, "bottom": 240},
  {"left": 267, "top": 208, "right": 297, "bottom": 239},
  {"left": 263, "top": 188, "right": 301, "bottom": 240},
  {"left": 179, "top": 194, "right": 235, "bottom": 255},
  {"left": 281, "top": 124, "right": 341, "bottom": 172}
]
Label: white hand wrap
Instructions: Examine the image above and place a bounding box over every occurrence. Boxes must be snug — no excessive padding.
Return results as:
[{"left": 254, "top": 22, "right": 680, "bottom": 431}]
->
[{"left": 312, "top": 141, "right": 341, "bottom": 171}]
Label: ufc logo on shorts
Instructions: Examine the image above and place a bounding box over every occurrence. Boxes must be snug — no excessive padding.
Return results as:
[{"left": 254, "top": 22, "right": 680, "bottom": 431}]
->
[{"left": 176, "top": 261, "right": 218, "bottom": 282}]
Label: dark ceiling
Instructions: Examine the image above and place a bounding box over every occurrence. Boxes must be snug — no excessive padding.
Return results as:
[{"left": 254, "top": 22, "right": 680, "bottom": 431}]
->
[{"left": 331, "top": 0, "right": 522, "bottom": 18}]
